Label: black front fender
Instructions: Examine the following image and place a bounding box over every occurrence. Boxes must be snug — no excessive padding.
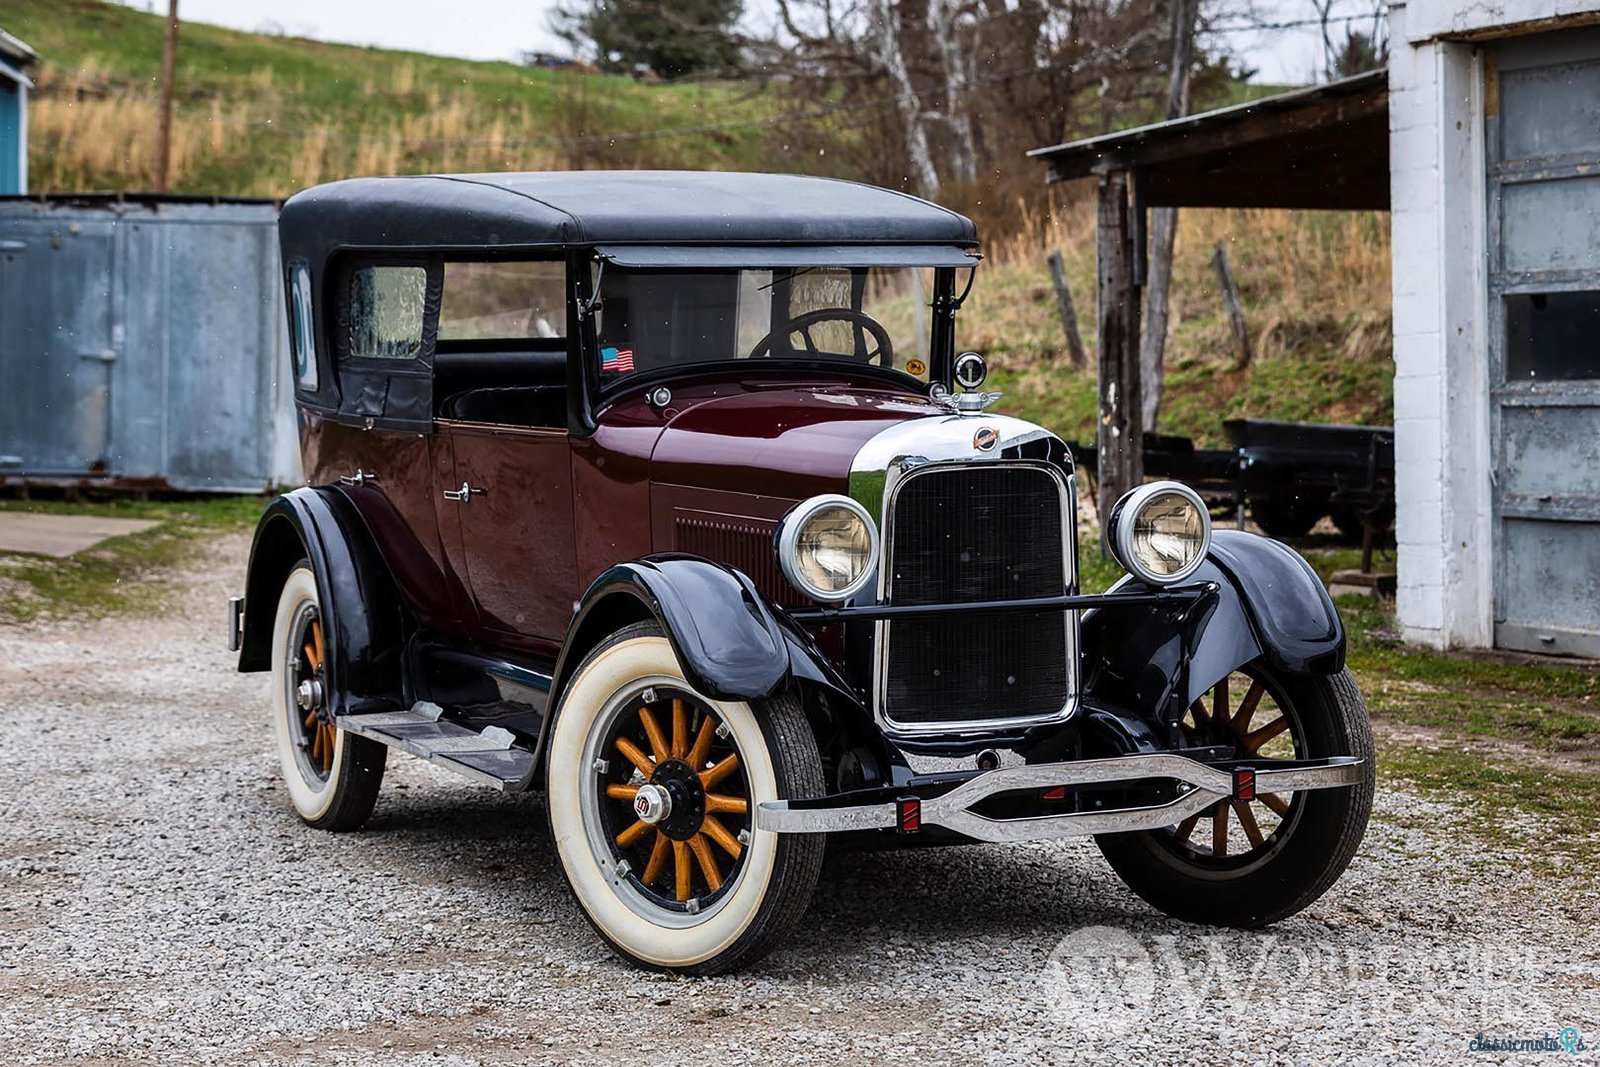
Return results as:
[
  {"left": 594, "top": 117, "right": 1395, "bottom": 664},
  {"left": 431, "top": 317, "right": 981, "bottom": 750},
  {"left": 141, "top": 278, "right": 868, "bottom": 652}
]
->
[
  {"left": 551, "top": 556, "right": 792, "bottom": 705},
  {"left": 1081, "top": 530, "right": 1343, "bottom": 731},
  {"left": 236, "top": 488, "right": 405, "bottom": 716}
]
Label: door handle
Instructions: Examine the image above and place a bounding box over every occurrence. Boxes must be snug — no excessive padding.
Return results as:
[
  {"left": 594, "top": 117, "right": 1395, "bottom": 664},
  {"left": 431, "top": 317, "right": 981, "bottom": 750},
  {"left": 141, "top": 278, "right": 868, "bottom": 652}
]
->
[
  {"left": 339, "top": 468, "right": 379, "bottom": 487},
  {"left": 443, "top": 481, "right": 484, "bottom": 502}
]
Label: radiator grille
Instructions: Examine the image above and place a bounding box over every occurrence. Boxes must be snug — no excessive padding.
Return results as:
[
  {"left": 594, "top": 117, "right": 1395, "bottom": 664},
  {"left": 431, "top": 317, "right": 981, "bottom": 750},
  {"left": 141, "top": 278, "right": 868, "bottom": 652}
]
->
[
  {"left": 674, "top": 512, "right": 807, "bottom": 608},
  {"left": 882, "top": 464, "right": 1070, "bottom": 727}
]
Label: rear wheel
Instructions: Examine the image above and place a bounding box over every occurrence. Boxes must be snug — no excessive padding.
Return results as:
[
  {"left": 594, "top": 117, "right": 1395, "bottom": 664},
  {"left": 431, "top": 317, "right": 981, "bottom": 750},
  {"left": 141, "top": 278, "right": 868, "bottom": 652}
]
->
[
  {"left": 546, "top": 622, "right": 824, "bottom": 974},
  {"left": 1095, "top": 664, "right": 1373, "bottom": 927},
  {"left": 270, "top": 563, "right": 386, "bottom": 831}
]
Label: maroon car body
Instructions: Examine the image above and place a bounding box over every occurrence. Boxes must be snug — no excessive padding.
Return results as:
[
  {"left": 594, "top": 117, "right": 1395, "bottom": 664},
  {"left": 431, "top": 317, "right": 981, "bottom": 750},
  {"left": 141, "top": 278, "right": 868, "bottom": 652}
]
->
[{"left": 230, "top": 171, "right": 1373, "bottom": 974}]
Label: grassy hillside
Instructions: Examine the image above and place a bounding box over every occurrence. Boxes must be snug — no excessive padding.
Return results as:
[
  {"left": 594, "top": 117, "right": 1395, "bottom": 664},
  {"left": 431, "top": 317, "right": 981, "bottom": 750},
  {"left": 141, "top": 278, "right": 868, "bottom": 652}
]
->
[{"left": 7, "top": 0, "right": 782, "bottom": 195}]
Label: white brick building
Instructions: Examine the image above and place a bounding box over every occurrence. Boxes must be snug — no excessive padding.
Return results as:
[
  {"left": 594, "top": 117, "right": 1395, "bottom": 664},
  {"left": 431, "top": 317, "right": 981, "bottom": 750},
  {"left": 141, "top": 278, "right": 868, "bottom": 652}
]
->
[{"left": 1388, "top": 2, "right": 1600, "bottom": 656}]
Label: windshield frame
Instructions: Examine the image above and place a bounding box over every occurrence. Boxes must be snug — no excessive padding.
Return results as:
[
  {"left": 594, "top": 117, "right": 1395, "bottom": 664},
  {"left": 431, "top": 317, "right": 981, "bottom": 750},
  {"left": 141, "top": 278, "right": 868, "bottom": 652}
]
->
[{"left": 577, "top": 261, "right": 962, "bottom": 413}]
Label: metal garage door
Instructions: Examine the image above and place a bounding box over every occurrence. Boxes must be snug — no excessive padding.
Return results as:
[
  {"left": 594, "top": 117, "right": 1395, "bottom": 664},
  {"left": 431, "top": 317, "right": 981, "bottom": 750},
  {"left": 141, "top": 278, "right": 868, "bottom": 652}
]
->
[{"left": 1488, "top": 29, "right": 1600, "bottom": 657}]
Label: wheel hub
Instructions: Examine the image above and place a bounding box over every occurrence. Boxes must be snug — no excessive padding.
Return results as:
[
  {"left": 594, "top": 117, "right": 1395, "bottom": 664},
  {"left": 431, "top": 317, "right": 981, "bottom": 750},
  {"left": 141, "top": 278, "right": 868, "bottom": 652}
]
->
[
  {"left": 295, "top": 678, "right": 323, "bottom": 712},
  {"left": 649, "top": 759, "right": 706, "bottom": 841},
  {"left": 632, "top": 783, "right": 672, "bottom": 825}
]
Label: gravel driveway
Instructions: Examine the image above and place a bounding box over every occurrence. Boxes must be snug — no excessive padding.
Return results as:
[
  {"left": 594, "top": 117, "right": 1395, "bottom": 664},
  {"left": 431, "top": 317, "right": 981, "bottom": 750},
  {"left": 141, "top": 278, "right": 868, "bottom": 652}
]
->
[{"left": 2, "top": 533, "right": 1597, "bottom": 1064}]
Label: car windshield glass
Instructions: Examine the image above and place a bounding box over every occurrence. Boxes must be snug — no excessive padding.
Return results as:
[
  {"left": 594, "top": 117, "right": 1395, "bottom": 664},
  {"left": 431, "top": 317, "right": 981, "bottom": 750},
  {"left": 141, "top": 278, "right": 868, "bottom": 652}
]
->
[{"left": 592, "top": 266, "right": 937, "bottom": 385}]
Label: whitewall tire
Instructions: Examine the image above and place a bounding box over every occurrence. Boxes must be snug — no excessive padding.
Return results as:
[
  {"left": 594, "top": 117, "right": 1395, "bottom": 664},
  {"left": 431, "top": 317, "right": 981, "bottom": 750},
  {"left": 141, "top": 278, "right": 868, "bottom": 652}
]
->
[
  {"left": 546, "top": 622, "right": 824, "bottom": 974},
  {"left": 270, "top": 562, "right": 386, "bottom": 831}
]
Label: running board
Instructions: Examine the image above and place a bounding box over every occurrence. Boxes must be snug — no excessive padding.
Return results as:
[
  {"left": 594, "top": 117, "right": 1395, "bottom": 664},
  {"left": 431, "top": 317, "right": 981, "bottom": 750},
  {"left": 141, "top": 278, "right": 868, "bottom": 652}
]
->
[
  {"left": 756, "top": 753, "right": 1368, "bottom": 842},
  {"left": 340, "top": 703, "right": 537, "bottom": 792}
]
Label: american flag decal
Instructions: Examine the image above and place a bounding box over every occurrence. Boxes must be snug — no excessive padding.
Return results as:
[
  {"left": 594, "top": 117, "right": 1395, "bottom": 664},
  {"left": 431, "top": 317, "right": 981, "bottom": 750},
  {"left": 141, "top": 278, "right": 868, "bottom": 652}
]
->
[{"left": 601, "top": 346, "right": 635, "bottom": 373}]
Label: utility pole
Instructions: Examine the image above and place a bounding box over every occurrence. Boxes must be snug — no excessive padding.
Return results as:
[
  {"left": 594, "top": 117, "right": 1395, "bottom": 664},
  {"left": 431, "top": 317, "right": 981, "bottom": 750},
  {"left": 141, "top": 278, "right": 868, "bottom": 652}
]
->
[{"left": 154, "top": 0, "right": 180, "bottom": 193}]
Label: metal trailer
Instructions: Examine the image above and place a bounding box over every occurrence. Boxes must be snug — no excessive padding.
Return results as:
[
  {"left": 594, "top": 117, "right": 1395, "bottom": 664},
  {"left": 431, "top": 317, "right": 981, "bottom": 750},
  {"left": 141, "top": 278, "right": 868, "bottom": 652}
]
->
[
  {"left": 1071, "top": 418, "right": 1396, "bottom": 548},
  {"left": 0, "top": 195, "right": 301, "bottom": 493}
]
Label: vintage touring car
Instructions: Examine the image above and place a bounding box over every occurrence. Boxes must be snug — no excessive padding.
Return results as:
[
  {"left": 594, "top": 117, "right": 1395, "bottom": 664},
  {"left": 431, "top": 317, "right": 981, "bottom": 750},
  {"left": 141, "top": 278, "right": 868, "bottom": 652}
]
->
[{"left": 230, "top": 171, "right": 1373, "bottom": 973}]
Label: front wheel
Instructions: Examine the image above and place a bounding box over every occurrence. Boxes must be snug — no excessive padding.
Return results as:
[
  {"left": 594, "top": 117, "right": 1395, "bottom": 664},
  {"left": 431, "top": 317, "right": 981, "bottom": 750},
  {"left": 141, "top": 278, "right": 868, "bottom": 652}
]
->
[
  {"left": 1096, "top": 664, "right": 1374, "bottom": 927},
  {"left": 546, "top": 622, "right": 824, "bottom": 974}
]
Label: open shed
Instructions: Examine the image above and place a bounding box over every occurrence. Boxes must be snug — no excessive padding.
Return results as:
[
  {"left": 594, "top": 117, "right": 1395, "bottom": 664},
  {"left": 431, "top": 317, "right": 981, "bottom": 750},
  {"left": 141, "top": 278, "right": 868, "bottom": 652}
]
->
[{"left": 1028, "top": 70, "right": 1389, "bottom": 519}]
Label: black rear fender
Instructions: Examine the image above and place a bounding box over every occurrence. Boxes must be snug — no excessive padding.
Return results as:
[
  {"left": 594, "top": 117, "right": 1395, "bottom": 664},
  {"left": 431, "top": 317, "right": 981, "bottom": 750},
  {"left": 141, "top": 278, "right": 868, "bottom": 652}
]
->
[{"left": 236, "top": 488, "right": 406, "bottom": 715}]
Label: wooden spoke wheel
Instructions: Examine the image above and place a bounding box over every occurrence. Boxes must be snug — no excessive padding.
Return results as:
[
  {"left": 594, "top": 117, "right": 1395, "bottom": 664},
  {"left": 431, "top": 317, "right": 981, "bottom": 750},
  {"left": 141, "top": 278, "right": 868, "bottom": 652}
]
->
[
  {"left": 547, "top": 622, "right": 824, "bottom": 974},
  {"left": 287, "top": 604, "right": 336, "bottom": 782},
  {"left": 597, "top": 688, "right": 753, "bottom": 910},
  {"left": 270, "top": 562, "right": 385, "bottom": 831},
  {"left": 1095, "top": 663, "right": 1375, "bottom": 928},
  {"left": 1167, "top": 668, "right": 1303, "bottom": 867}
]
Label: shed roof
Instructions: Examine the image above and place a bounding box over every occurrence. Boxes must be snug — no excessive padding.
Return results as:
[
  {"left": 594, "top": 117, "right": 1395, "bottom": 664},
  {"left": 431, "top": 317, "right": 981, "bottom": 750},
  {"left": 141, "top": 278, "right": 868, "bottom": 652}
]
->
[
  {"left": 279, "top": 171, "right": 978, "bottom": 269},
  {"left": 1029, "top": 70, "right": 1389, "bottom": 210},
  {"left": 0, "top": 28, "right": 36, "bottom": 69}
]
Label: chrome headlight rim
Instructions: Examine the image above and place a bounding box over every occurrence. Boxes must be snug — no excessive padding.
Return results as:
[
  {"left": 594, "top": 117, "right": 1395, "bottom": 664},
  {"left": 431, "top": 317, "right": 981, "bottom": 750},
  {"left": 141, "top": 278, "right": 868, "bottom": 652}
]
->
[
  {"left": 1108, "top": 480, "right": 1212, "bottom": 585},
  {"left": 775, "top": 493, "right": 879, "bottom": 604}
]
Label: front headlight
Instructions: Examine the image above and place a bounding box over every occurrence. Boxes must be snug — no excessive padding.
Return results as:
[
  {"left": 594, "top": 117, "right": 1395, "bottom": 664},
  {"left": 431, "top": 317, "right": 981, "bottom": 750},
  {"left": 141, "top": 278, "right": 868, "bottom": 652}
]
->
[
  {"left": 1107, "top": 481, "right": 1211, "bottom": 584},
  {"left": 776, "top": 494, "right": 878, "bottom": 603}
]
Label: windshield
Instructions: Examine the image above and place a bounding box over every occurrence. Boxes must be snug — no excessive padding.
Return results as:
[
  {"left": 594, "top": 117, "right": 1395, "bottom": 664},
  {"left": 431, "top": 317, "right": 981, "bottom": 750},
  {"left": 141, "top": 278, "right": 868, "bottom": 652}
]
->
[{"left": 592, "top": 266, "right": 939, "bottom": 386}]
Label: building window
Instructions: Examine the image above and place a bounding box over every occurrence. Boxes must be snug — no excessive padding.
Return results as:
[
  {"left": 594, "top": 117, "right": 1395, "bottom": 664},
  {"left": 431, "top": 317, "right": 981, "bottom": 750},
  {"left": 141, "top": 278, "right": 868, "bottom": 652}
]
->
[
  {"left": 1505, "top": 290, "right": 1600, "bottom": 381},
  {"left": 348, "top": 265, "right": 426, "bottom": 360}
]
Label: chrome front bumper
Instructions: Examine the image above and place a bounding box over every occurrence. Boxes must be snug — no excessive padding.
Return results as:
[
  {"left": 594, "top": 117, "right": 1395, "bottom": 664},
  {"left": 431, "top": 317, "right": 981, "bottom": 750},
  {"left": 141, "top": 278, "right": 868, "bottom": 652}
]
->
[{"left": 756, "top": 753, "right": 1367, "bottom": 843}]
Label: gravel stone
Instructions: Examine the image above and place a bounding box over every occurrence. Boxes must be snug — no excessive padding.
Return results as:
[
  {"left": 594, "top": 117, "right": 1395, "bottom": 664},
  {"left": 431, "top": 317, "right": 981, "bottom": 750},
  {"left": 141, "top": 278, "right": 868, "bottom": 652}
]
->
[{"left": 1, "top": 533, "right": 1597, "bottom": 1064}]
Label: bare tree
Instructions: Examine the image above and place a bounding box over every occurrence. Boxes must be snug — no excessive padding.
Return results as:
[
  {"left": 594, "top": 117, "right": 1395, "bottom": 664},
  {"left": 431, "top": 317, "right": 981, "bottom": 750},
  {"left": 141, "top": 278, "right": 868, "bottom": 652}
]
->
[
  {"left": 1139, "top": 0, "right": 1201, "bottom": 429},
  {"left": 755, "top": 1, "right": 1170, "bottom": 200}
]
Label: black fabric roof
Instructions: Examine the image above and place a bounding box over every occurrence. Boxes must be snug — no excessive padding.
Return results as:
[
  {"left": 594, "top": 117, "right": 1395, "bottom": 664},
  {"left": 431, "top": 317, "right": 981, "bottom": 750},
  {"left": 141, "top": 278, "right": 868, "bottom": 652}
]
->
[{"left": 279, "top": 171, "right": 978, "bottom": 269}]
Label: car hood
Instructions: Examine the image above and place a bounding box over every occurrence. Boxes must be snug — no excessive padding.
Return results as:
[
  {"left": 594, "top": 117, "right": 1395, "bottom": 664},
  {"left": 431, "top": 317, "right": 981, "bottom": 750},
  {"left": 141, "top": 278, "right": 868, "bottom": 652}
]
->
[{"left": 649, "top": 383, "right": 944, "bottom": 498}]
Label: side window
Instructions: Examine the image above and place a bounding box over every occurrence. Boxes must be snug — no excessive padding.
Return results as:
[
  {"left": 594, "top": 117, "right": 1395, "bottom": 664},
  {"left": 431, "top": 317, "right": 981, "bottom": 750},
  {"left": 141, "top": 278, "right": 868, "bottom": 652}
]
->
[
  {"left": 348, "top": 265, "right": 427, "bottom": 360},
  {"left": 288, "top": 262, "right": 318, "bottom": 391},
  {"left": 440, "top": 261, "right": 567, "bottom": 341}
]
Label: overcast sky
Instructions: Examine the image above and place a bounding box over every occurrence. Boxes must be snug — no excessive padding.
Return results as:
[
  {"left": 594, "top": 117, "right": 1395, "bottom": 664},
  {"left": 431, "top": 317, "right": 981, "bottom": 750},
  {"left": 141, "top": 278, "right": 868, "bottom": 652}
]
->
[{"left": 110, "top": 0, "right": 1382, "bottom": 85}]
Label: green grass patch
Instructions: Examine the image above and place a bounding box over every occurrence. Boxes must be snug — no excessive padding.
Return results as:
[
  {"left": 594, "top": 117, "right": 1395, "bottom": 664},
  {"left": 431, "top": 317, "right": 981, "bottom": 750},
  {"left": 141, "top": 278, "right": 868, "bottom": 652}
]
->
[
  {"left": 0, "top": 496, "right": 264, "bottom": 623},
  {"left": 1378, "top": 742, "right": 1600, "bottom": 879},
  {"left": 1339, "top": 596, "right": 1600, "bottom": 750}
]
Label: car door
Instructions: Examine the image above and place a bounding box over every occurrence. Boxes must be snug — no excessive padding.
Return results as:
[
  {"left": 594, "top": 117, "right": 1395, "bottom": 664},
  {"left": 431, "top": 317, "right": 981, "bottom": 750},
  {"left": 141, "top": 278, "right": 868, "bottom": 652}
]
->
[
  {"left": 310, "top": 257, "right": 470, "bottom": 631},
  {"left": 444, "top": 426, "right": 577, "bottom": 657},
  {"left": 430, "top": 258, "right": 580, "bottom": 660}
]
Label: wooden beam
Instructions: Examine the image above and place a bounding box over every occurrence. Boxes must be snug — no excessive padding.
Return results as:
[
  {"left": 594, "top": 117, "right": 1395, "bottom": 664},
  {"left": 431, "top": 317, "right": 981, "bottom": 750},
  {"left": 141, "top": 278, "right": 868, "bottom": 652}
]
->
[{"left": 1095, "top": 170, "right": 1144, "bottom": 526}]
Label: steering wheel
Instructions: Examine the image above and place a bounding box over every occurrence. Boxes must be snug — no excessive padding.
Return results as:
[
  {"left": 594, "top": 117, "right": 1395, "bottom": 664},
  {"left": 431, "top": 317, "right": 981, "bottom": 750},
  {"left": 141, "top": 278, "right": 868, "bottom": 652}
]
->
[{"left": 748, "top": 308, "right": 895, "bottom": 367}]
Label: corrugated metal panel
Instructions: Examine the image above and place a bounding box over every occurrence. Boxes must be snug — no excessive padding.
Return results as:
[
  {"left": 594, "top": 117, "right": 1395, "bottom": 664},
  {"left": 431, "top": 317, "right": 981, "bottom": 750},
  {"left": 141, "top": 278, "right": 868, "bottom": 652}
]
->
[{"left": 0, "top": 197, "right": 301, "bottom": 492}]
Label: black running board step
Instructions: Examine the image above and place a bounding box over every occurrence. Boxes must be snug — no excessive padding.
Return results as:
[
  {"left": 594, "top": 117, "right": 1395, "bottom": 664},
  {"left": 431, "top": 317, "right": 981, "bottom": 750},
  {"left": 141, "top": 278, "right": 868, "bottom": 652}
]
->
[{"left": 340, "top": 703, "right": 536, "bottom": 792}]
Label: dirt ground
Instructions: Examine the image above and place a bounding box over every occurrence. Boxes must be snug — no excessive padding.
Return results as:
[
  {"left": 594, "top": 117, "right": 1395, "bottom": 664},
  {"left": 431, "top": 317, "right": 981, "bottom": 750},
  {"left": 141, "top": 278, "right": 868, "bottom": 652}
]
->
[{"left": 1, "top": 533, "right": 1597, "bottom": 1065}]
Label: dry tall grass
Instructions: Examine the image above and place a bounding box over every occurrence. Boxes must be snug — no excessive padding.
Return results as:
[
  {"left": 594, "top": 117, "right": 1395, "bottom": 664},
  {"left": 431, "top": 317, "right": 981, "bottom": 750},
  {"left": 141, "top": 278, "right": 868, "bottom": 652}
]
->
[{"left": 965, "top": 194, "right": 1394, "bottom": 443}]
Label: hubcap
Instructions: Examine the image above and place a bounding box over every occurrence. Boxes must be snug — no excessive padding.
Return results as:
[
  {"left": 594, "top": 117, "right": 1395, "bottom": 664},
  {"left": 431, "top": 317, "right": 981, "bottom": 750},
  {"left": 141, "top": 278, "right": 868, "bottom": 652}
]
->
[{"left": 633, "top": 783, "right": 672, "bottom": 825}]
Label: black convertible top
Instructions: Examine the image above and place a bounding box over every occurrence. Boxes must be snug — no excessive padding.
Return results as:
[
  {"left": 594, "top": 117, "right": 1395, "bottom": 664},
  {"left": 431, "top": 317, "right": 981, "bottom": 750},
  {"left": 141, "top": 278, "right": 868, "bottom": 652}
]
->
[{"left": 280, "top": 171, "right": 979, "bottom": 269}]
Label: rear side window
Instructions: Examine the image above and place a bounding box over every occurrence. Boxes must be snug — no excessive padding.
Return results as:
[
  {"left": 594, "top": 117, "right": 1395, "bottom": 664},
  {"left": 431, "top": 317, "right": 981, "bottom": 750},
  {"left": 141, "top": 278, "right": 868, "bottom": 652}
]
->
[
  {"left": 348, "top": 265, "right": 427, "bottom": 360},
  {"left": 288, "top": 262, "right": 318, "bottom": 390},
  {"left": 439, "top": 261, "right": 567, "bottom": 341}
]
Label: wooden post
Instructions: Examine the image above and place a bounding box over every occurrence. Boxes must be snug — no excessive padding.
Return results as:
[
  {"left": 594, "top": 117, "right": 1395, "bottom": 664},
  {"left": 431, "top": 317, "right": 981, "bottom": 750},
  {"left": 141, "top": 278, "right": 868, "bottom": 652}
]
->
[
  {"left": 1046, "top": 249, "right": 1087, "bottom": 368},
  {"left": 1095, "top": 169, "right": 1144, "bottom": 530},
  {"left": 1211, "top": 241, "right": 1251, "bottom": 369},
  {"left": 154, "top": 0, "right": 180, "bottom": 194}
]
